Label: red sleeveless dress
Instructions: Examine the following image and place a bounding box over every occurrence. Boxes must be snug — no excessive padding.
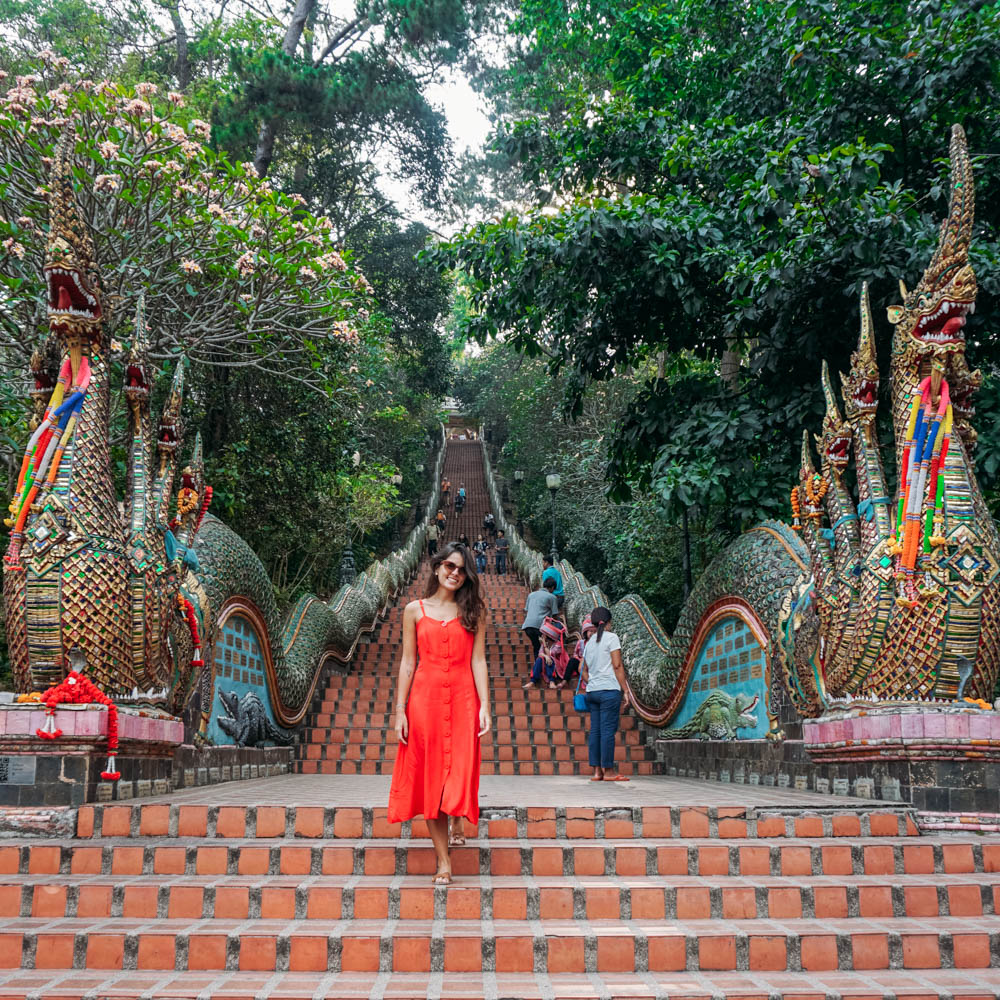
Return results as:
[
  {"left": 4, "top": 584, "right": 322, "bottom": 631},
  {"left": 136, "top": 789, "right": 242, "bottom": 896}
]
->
[{"left": 388, "top": 601, "right": 481, "bottom": 824}]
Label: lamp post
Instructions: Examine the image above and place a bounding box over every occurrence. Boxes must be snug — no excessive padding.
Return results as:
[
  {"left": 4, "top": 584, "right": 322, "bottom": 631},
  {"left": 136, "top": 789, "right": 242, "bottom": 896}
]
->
[
  {"left": 546, "top": 472, "right": 561, "bottom": 562},
  {"left": 514, "top": 470, "right": 524, "bottom": 538},
  {"left": 339, "top": 451, "right": 362, "bottom": 586},
  {"left": 414, "top": 464, "right": 424, "bottom": 523},
  {"left": 391, "top": 473, "right": 404, "bottom": 546}
]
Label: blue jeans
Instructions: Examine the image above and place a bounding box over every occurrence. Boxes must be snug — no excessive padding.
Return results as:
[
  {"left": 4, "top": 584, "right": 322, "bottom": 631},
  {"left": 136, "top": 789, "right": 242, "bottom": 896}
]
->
[
  {"left": 475, "top": 553, "right": 486, "bottom": 573},
  {"left": 495, "top": 551, "right": 507, "bottom": 573},
  {"left": 585, "top": 689, "right": 622, "bottom": 769},
  {"left": 531, "top": 656, "right": 556, "bottom": 685}
]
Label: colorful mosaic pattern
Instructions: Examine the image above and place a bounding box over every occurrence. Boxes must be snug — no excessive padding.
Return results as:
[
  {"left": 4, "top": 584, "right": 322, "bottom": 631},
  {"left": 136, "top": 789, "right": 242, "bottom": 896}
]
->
[{"left": 664, "top": 614, "right": 767, "bottom": 739}]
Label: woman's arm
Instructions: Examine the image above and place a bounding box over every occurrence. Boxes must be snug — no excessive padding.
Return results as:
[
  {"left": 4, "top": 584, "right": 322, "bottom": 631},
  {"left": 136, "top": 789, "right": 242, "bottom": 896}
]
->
[
  {"left": 393, "top": 602, "right": 419, "bottom": 743},
  {"left": 472, "top": 617, "right": 491, "bottom": 736},
  {"left": 610, "top": 648, "right": 630, "bottom": 708}
]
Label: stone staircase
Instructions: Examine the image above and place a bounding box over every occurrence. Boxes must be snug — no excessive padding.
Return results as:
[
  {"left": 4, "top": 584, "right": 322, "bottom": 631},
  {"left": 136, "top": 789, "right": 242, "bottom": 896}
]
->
[
  {"left": 1, "top": 440, "right": 998, "bottom": 998},
  {"left": 297, "top": 438, "right": 659, "bottom": 777},
  {"left": 0, "top": 799, "right": 998, "bottom": 997}
]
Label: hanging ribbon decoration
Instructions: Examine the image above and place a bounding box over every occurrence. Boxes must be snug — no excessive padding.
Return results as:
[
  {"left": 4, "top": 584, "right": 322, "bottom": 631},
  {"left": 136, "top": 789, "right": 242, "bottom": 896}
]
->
[
  {"left": 6, "top": 354, "right": 92, "bottom": 553},
  {"left": 893, "top": 373, "right": 951, "bottom": 601}
]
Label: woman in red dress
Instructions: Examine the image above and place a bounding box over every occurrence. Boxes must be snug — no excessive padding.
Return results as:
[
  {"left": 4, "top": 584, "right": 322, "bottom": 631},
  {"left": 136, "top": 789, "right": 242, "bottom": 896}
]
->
[{"left": 388, "top": 542, "right": 490, "bottom": 884}]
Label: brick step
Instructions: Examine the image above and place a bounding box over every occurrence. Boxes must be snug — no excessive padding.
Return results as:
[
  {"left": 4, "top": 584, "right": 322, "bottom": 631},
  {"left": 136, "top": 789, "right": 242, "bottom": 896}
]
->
[
  {"left": 300, "top": 746, "right": 656, "bottom": 764},
  {"left": 9, "top": 873, "right": 995, "bottom": 921},
  {"left": 2, "top": 968, "right": 997, "bottom": 1000},
  {"left": 309, "top": 714, "right": 640, "bottom": 730},
  {"left": 304, "top": 726, "right": 645, "bottom": 744},
  {"left": 74, "top": 804, "right": 921, "bottom": 841},
  {"left": 22, "top": 838, "right": 976, "bottom": 879},
  {"left": 2, "top": 916, "right": 994, "bottom": 972},
  {"left": 296, "top": 760, "right": 658, "bottom": 776},
  {"left": 300, "top": 726, "right": 655, "bottom": 748},
  {"left": 313, "top": 701, "right": 639, "bottom": 722},
  {"left": 302, "top": 741, "right": 648, "bottom": 759}
]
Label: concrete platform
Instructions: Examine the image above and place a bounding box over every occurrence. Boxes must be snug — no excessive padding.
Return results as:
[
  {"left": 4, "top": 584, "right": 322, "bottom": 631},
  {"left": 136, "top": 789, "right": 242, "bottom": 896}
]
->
[{"left": 141, "top": 772, "right": 885, "bottom": 808}]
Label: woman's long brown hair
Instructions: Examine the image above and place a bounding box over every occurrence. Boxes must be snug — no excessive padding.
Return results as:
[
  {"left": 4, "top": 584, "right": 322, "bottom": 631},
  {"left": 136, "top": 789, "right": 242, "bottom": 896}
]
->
[{"left": 425, "top": 542, "right": 486, "bottom": 634}]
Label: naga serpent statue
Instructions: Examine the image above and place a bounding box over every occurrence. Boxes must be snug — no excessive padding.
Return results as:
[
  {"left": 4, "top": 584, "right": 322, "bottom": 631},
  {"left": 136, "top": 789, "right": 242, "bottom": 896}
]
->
[
  {"left": 484, "top": 125, "right": 998, "bottom": 736},
  {"left": 3, "top": 137, "right": 435, "bottom": 742}
]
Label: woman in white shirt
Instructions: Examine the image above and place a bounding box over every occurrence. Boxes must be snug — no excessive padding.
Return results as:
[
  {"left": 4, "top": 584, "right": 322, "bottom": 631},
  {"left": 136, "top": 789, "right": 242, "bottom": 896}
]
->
[{"left": 580, "top": 607, "right": 630, "bottom": 781}]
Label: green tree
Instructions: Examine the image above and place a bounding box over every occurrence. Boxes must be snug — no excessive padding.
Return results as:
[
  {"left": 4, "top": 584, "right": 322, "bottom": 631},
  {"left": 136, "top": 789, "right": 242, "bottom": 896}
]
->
[{"left": 431, "top": 0, "right": 1000, "bottom": 526}]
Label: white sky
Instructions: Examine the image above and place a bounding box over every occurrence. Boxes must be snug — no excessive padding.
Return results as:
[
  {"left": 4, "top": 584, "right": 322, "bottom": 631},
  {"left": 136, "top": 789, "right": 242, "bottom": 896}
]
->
[
  {"left": 318, "top": 0, "right": 496, "bottom": 231},
  {"left": 380, "top": 66, "right": 494, "bottom": 233}
]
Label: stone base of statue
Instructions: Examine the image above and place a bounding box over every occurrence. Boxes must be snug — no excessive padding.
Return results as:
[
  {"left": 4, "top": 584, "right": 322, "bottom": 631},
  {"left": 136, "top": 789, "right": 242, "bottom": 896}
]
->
[
  {"left": 653, "top": 701, "right": 1000, "bottom": 821},
  {"left": 0, "top": 701, "right": 183, "bottom": 807},
  {"left": 802, "top": 701, "right": 1000, "bottom": 816}
]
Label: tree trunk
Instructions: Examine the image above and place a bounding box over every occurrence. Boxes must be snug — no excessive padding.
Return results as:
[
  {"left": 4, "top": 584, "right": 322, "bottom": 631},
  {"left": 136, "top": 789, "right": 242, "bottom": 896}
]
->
[
  {"left": 164, "top": 2, "right": 191, "bottom": 90},
  {"left": 720, "top": 337, "right": 741, "bottom": 392},
  {"left": 254, "top": 0, "right": 318, "bottom": 178}
]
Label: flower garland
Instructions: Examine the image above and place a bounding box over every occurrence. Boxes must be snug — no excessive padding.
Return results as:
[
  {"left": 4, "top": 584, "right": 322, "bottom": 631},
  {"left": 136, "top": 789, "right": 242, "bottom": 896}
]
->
[
  {"left": 35, "top": 670, "right": 121, "bottom": 780},
  {"left": 803, "top": 473, "right": 828, "bottom": 514},
  {"left": 193, "top": 484, "right": 213, "bottom": 534},
  {"left": 178, "top": 594, "right": 204, "bottom": 668},
  {"left": 789, "top": 487, "right": 801, "bottom": 531}
]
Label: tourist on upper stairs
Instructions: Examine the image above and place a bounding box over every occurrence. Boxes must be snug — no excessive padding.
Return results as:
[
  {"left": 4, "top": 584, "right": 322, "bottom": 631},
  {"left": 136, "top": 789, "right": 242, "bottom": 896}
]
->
[
  {"left": 435, "top": 509, "right": 447, "bottom": 533},
  {"left": 494, "top": 530, "right": 509, "bottom": 575},
  {"left": 427, "top": 521, "right": 439, "bottom": 557},
  {"left": 483, "top": 512, "right": 496, "bottom": 539},
  {"left": 458, "top": 531, "right": 471, "bottom": 551},
  {"left": 458, "top": 483, "right": 467, "bottom": 504},
  {"left": 442, "top": 477, "right": 451, "bottom": 506},
  {"left": 529, "top": 617, "right": 569, "bottom": 688},
  {"left": 542, "top": 556, "right": 565, "bottom": 612},
  {"left": 566, "top": 614, "right": 596, "bottom": 685},
  {"left": 521, "top": 578, "right": 559, "bottom": 682},
  {"left": 388, "top": 543, "right": 490, "bottom": 885},
  {"left": 580, "top": 606, "right": 630, "bottom": 781},
  {"left": 473, "top": 535, "right": 490, "bottom": 574}
]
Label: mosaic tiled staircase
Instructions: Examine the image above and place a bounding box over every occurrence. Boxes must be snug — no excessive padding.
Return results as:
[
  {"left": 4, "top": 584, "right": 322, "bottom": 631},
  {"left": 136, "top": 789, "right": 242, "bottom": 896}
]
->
[
  {"left": 1, "top": 801, "right": 999, "bottom": 998},
  {"left": 296, "top": 438, "right": 659, "bottom": 777}
]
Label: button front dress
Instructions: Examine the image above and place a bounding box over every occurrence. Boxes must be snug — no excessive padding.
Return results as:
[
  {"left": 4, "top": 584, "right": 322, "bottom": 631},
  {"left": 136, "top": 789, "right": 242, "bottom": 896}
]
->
[{"left": 388, "top": 602, "right": 481, "bottom": 824}]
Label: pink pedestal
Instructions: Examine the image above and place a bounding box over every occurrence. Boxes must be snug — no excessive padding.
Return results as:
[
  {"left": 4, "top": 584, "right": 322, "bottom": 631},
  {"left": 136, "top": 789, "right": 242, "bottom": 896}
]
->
[
  {"left": 803, "top": 704, "right": 1000, "bottom": 763},
  {"left": 0, "top": 702, "right": 183, "bottom": 807}
]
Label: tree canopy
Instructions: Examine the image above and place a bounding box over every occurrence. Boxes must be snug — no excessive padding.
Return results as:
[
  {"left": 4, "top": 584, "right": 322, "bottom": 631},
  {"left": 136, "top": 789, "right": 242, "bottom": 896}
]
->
[{"left": 432, "top": 0, "right": 1000, "bottom": 524}]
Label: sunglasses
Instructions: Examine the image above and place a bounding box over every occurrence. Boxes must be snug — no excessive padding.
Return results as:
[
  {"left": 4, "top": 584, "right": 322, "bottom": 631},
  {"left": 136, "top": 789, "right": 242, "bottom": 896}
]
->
[{"left": 440, "top": 560, "right": 466, "bottom": 576}]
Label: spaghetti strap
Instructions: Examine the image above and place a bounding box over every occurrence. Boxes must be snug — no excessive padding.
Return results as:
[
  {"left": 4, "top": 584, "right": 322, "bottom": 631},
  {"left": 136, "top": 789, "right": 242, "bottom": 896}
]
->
[{"left": 418, "top": 599, "right": 426, "bottom": 618}]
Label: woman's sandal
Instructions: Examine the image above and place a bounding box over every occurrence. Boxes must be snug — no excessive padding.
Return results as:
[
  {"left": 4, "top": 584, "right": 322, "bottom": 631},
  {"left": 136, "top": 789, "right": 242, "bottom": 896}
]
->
[
  {"left": 448, "top": 832, "right": 466, "bottom": 847},
  {"left": 607, "top": 774, "right": 630, "bottom": 781},
  {"left": 432, "top": 868, "right": 453, "bottom": 885}
]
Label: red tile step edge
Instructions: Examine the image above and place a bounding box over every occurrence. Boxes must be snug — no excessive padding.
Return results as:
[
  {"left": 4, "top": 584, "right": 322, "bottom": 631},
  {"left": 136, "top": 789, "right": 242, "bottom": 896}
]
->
[
  {"left": 2, "top": 967, "right": 999, "bottom": 1000},
  {"left": 0, "top": 917, "right": 996, "bottom": 972},
  {"left": 75, "top": 804, "right": 921, "bottom": 840}
]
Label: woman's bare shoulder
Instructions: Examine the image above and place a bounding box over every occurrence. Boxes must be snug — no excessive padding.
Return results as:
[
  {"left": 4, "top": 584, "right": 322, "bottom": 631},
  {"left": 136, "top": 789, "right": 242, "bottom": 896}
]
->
[{"left": 402, "top": 599, "right": 422, "bottom": 619}]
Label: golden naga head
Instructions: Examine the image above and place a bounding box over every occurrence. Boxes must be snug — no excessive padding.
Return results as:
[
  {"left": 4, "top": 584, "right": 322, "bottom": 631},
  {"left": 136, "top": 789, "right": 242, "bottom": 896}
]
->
[
  {"left": 157, "top": 361, "right": 186, "bottom": 461},
  {"left": 124, "top": 294, "right": 152, "bottom": 409},
  {"left": 45, "top": 132, "right": 103, "bottom": 349},
  {"left": 887, "top": 124, "right": 976, "bottom": 359},
  {"left": 841, "top": 283, "right": 880, "bottom": 426},
  {"left": 817, "top": 361, "right": 851, "bottom": 474}
]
